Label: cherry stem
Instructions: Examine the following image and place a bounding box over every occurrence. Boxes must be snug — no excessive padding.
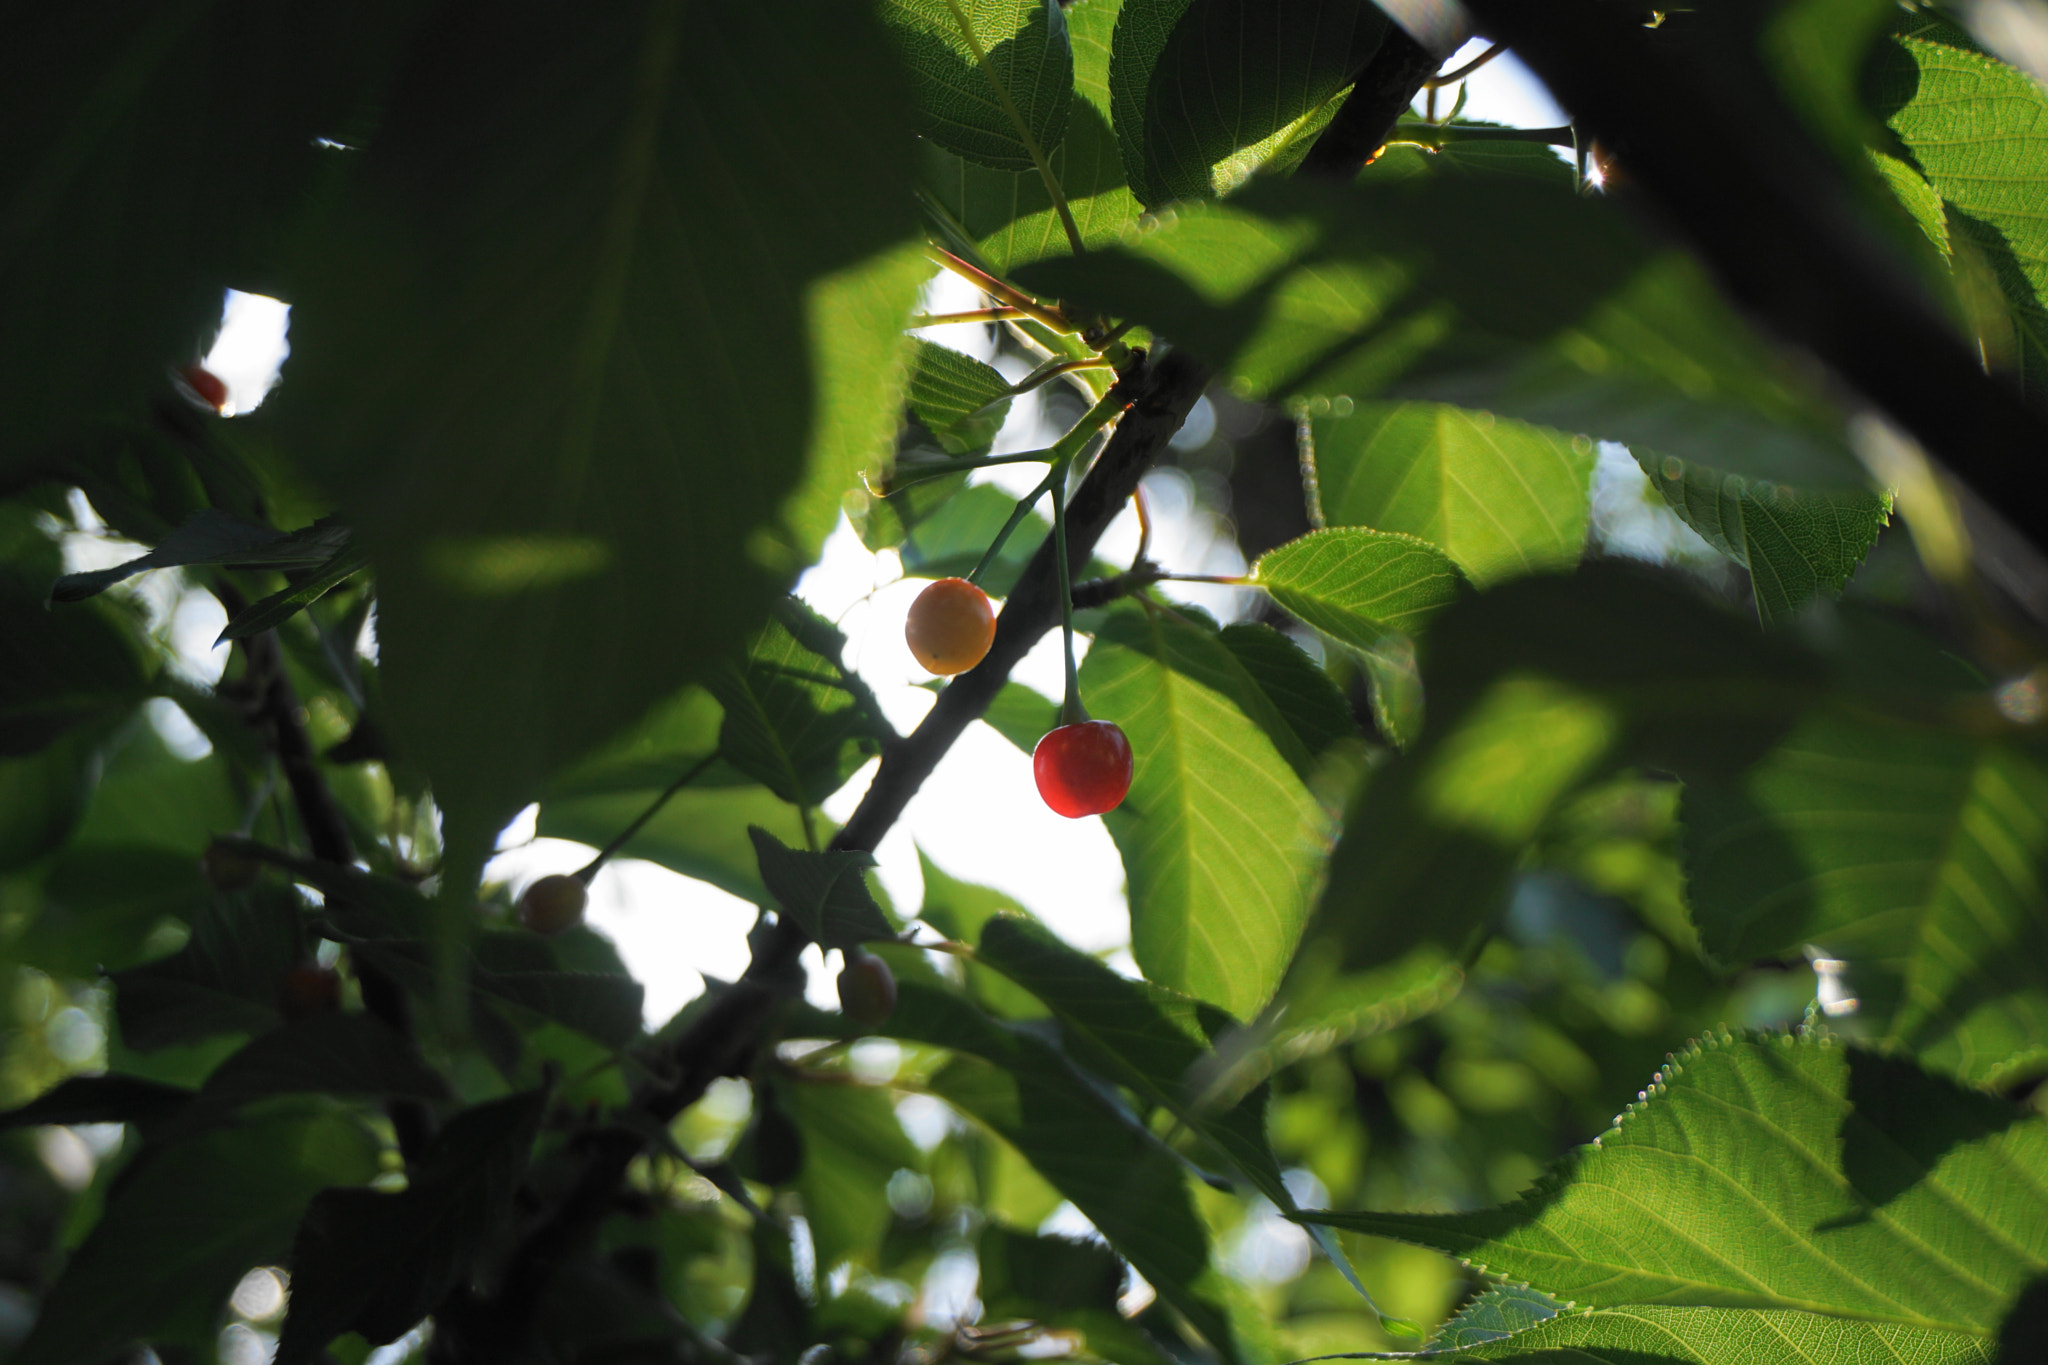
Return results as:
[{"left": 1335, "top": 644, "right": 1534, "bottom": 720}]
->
[
  {"left": 1131, "top": 484, "right": 1154, "bottom": 569},
  {"left": 573, "top": 753, "right": 717, "bottom": 883},
  {"left": 880, "top": 449, "right": 1056, "bottom": 495},
  {"left": 928, "top": 248, "right": 1077, "bottom": 335},
  {"left": 909, "top": 307, "right": 1029, "bottom": 328},
  {"left": 966, "top": 387, "right": 1127, "bottom": 587},
  {"left": 1391, "top": 119, "right": 1577, "bottom": 148},
  {"left": 1426, "top": 41, "right": 1506, "bottom": 88},
  {"left": 1054, "top": 447, "right": 1082, "bottom": 725}
]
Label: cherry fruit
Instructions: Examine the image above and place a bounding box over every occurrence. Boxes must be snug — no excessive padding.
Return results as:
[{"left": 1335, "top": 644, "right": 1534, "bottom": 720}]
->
[
  {"left": 1032, "top": 720, "right": 1133, "bottom": 818},
  {"left": 837, "top": 948, "right": 898, "bottom": 1028},
  {"left": 178, "top": 363, "right": 229, "bottom": 413},
  {"left": 905, "top": 577, "right": 996, "bottom": 676},
  {"left": 200, "top": 837, "right": 261, "bottom": 892},
  {"left": 277, "top": 962, "right": 342, "bottom": 1020},
  {"left": 518, "top": 873, "right": 588, "bottom": 934}
]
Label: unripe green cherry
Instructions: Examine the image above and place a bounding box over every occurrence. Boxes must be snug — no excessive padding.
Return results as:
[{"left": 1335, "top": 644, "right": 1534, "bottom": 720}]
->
[
  {"left": 518, "top": 874, "right": 588, "bottom": 934},
  {"left": 837, "top": 948, "right": 897, "bottom": 1028}
]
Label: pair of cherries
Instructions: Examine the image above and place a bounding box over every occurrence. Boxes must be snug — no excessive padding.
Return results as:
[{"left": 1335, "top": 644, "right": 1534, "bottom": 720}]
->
[{"left": 905, "top": 578, "right": 1132, "bottom": 818}]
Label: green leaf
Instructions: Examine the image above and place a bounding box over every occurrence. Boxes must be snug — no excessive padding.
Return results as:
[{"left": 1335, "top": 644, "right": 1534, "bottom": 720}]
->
[
  {"left": 906, "top": 339, "right": 1016, "bottom": 455},
  {"left": 476, "top": 969, "right": 646, "bottom": 1051},
  {"left": 50, "top": 511, "right": 347, "bottom": 604},
  {"left": 715, "top": 606, "right": 886, "bottom": 809},
  {"left": 70, "top": 721, "right": 241, "bottom": 856},
  {"left": 778, "top": 1074, "right": 921, "bottom": 1272},
  {"left": 883, "top": 0, "right": 1073, "bottom": 172},
  {"left": 1312, "top": 403, "right": 1597, "bottom": 586},
  {"left": 10, "top": 845, "right": 211, "bottom": 976},
  {"left": 887, "top": 978, "right": 1259, "bottom": 1363},
  {"left": 922, "top": 0, "right": 1139, "bottom": 270},
  {"left": 1296, "top": 567, "right": 1818, "bottom": 990},
  {"left": 979, "top": 678, "right": 1063, "bottom": 754},
  {"left": 1635, "top": 450, "right": 1892, "bottom": 623},
  {"left": 1412, "top": 1304, "right": 1995, "bottom": 1363},
  {"left": 1876, "top": 16, "right": 2048, "bottom": 402},
  {"left": 538, "top": 782, "right": 808, "bottom": 906},
  {"left": 540, "top": 685, "right": 724, "bottom": 799},
  {"left": 276, "top": 2, "right": 919, "bottom": 849},
  {"left": 1019, "top": 177, "right": 1866, "bottom": 488},
  {"left": 0, "top": 1075, "right": 192, "bottom": 1133},
  {"left": 1215, "top": 624, "right": 1359, "bottom": 774},
  {"left": 976, "top": 916, "right": 1284, "bottom": 1201},
  {"left": 0, "top": 729, "right": 101, "bottom": 871},
  {"left": 1685, "top": 709, "right": 2048, "bottom": 1087},
  {"left": 0, "top": 2, "right": 405, "bottom": 479},
  {"left": 1300, "top": 1033, "right": 2048, "bottom": 1335},
  {"left": 350, "top": 938, "right": 645, "bottom": 1051},
  {"left": 0, "top": 571, "right": 150, "bottom": 755},
  {"left": 13, "top": 1105, "right": 381, "bottom": 1365},
  {"left": 1252, "top": 527, "right": 1466, "bottom": 647},
  {"left": 1429, "top": 1284, "right": 1567, "bottom": 1349},
  {"left": 1080, "top": 609, "right": 1327, "bottom": 1018},
  {"left": 112, "top": 889, "right": 302, "bottom": 1050},
  {"left": 748, "top": 827, "right": 896, "bottom": 952},
  {"left": 217, "top": 539, "right": 371, "bottom": 643},
  {"left": 277, "top": 1091, "right": 546, "bottom": 1363},
  {"left": 188, "top": 1013, "right": 450, "bottom": 1123},
  {"left": 1109, "top": 0, "right": 1390, "bottom": 207},
  {"left": 915, "top": 853, "right": 1047, "bottom": 1018}
]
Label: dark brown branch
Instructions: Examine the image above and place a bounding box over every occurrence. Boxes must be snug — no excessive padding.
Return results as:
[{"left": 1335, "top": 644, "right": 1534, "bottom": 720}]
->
[
  {"left": 435, "top": 349, "right": 1213, "bottom": 1360},
  {"left": 224, "top": 584, "right": 433, "bottom": 1162},
  {"left": 1299, "top": 25, "right": 1444, "bottom": 179},
  {"left": 1458, "top": 0, "right": 2048, "bottom": 554}
]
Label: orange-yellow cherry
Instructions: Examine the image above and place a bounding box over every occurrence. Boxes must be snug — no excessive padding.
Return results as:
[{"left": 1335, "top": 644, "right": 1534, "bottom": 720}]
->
[{"left": 905, "top": 577, "right": 996, "bottom": 676}]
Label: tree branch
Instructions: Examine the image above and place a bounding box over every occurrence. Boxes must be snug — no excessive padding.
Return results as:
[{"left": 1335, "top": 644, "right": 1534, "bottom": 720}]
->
[
  {"left": 438, "top": 348, "right": 1212, "bottom": 1360},
  {"left": 1299, "top": 25, "right": 1444, "bottom": 178},
  {"left": 1457, "top": 0, "right": 2048, "bottom": 554}
]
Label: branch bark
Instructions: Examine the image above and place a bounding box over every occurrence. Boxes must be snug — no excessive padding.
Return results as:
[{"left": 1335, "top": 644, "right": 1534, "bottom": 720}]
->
[{"left": 433, "top": 348, "right": 1212, "bottom": 1360}]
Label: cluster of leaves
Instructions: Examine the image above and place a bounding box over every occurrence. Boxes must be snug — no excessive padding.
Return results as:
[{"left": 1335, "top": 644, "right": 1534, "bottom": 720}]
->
[{"left": 5, "top": 1, "right": 2048, "bottom": 1363}]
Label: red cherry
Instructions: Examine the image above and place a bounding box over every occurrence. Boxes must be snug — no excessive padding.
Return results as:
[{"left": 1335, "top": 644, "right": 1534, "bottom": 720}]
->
[
  {"left": 178, "top": 363, "right": 229, "bottom": 412},
  {"left": 1032, "top": 720, "right": 1133, "bottom": 818},
  {"left": 517, "top": 874, "right": 588, "bottom": 934},
  {"left": 905, "top": 577, "right": 996, "bottom": 676},
  {"left": 277, "top": 963, "right": 342, "bottom": 1020}
]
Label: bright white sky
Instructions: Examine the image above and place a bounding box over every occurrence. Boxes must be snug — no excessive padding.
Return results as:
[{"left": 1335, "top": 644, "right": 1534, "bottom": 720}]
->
[{"left": 156, "top": 50, "right": 1567, "bottom": 1027}]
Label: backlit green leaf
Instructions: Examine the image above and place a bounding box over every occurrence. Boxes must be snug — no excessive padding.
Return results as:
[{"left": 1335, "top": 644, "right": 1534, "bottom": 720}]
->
[
  {"left": 889, "top": 978, "right": 1260, "bottom": 1362},
  {"left": 1636, "top": 450, "right": 1892, "bottom": 623},
  {"left": 1081, "top": 610, "right": 1327, "bottom": 1018},
  {"left": 715, "top": 606, "right": 887, "bottom": 808},
  {"left": 14, "top": 1105, "right": 380, "bottom": 1365},
  {"left": 1020, "top": 177, "right": 1865, "bottom": 488},
  {"left": 749, "top": 827, "right": 897, "bottom": 952},
  {"left": 539, "top": 782, "right": 807, "bottom": 907},
  {"left": 1875, "top": 16, "right": 2048, "bottom": 402},
  {"left": 1313, "top": 403, "right": 1596, "bottom": 586},
  {"left": 1414, "top": 1304, "right": 1994, "bottom": 1363},
  {"left": 1253, "top": 527, "right": 1466, "bottom": 646},
  {"left": 1685, "top": 709, "right": 2048, "bottom": 1087},
  {"left": 906, "top": 339, "right": 1017, "bottom": 455},
  {"left": 277, "top": 1, "right": 919, "bottom": 854},
  {"left": 883, "top": 0, "right": 1073, "bottom": 172},
  {"left": 1109, "top": 0, "right": 1390, "bottom": 207},
  {"left": 779, "top": 1075, "right": 921, "bottom": 1272},
  {"left": 1300, "top": 1033, "right": 2048, "bottom": 1335},
  {"left": 922, "top": 0, "right": 1138, "bottom": 270}
]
